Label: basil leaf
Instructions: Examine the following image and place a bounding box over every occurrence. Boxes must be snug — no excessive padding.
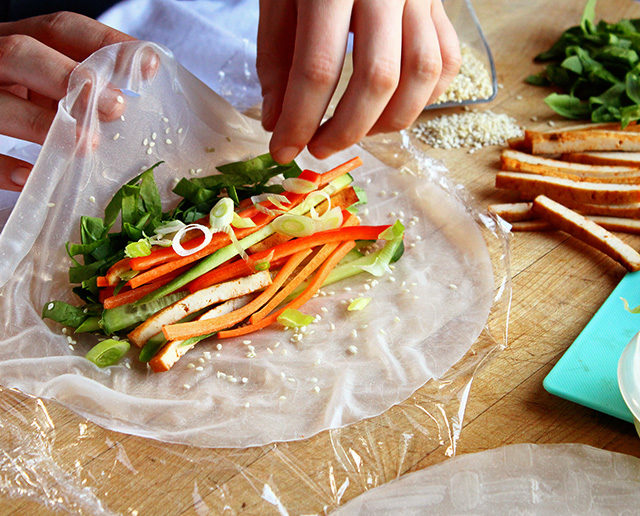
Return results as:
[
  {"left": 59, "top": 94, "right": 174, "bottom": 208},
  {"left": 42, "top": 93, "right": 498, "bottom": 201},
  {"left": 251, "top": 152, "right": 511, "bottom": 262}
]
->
[
  {"left": 544, "top": 93, "right": 591, "bottom": 119},
  {"left": 626, "top": 72, "right": 640, "bottom": 104},
  {"left": 69, "top": 260, "right": 105, "bottom": 284},
  {"left": 525, "top": 74, "right": 549, "bottom": 86},
  {"left": 580, "top": 0, "right": 597, "bottom": 34},
  {"left": 80, "top": 216, "right": 105, "bottom": 244}
]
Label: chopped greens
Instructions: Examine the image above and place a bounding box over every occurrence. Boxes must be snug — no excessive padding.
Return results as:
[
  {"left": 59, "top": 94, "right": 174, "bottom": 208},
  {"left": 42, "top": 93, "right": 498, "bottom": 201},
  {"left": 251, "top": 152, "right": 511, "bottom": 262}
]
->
[{"left": 527, "top": 0, "right": 640, "bottom": 126}]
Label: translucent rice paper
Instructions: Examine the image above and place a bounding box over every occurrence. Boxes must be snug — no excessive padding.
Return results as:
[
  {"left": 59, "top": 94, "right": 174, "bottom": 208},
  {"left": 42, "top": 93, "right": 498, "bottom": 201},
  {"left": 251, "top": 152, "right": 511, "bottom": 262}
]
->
[
  {"left": 334, "top": 443, "right": 640, "bottom": 515},
  {"left": 0, "top": 41, "right": 513, "bottom": 514},
  {"left": 0, "top": 41, "right": 500, "bottom": 448}
]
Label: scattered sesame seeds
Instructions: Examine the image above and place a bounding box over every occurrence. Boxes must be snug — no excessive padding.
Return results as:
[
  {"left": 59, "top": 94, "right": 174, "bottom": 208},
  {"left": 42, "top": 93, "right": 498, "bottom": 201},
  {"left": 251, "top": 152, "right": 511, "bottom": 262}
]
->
[
  {"left": 143, "top": 138, "right": 149, "bottom": 146},
  {"left": 433, "top": 44, "right": 493, "bottom": 104},
  {"left": 120, "top": 115, "right": 125, "bottom": 122},
  {"left": 530, "top": 115, "right": 538, "bottom": 122},
  {"left": 47, "top": 202, "right": 55, "bottom": 208},
  {"left": 389, "top": 276, "right": 396, "bottom": 282},
  {"left": 198, "top": 357, "right": 205, "bottom": 364},
  {"left": 151, "top": 132, "right": 157, "bottom": 140},
  {"left": 320, "top": 306, "right": 328, "bottom": 313},
  {"left": 244, "top": 402, "right": 251, "bottom": 408},
  {"left": 547, "top": 120, "right": 556, "bottom": 127},
  {"left": 329, "top": 323, "right": 336, "bottom": 331},
  {"left": 242, "top": 340, "right": 252, "bottom": 345},
  {"left": 89, "top": 196, "right": 96, "bottom": 203},
  {"left": 183, "top": 384, "right": 191, "bottom": 390},
  {"left": 350, "top": 329, "right": 358, "bottom": 339},
  {"left": 347, "top": 345, "right": 358, "bottom": 355},
  {"left": 242, "top": 377, "right": 248, "bottom": 384},
  {"left": 413, "top": 110, "right": 522, "bottom": 150},
  {"left": 113, "top": 133, "right": 120, "bottom": 141},
  {"left": 116, "top": 95, "right": 124, "bottom": 104},
  {"left": 146, "top": 148, "right": 153, "bottom": 155},
  {"left": 148, "top": 141, "right": 155, "bottom": 147},
  {"left": 165, "top": 139, "right": 173, "bottom": 144},
  {"left": 274, "top": 341, "right": 281, "bottom": 348},
  {"left": 312, "top": 386, "right": 320, "bottom": 393},
  {"left": 187, "top": 363, "right": 195, "bottom": 369},
  {"left": 165, "top": 127, "right": 171, "bottom": 134},
  {"left": 161, "top": 116, "right": 169, "bottom": 123},
  {"left": 449, "top": 283, "right": 458, "bottom": 290},
  {"left": 394, "top": 316, "right": 401, "bottom": 323},
  {"left": 216, "top": 344, "right": 222, "bottom": 351},
  {"left": 177, "top": 127, "right": 184, "bottom": 134},
  {"left": 279, "top": 395, "right": 287, "bottom": 401},
  {"left": 195, "top": 366, "right": 204, "bottom": 372},
  {"left": 203, "top": 351, "right": 211, "bottom": 360}
]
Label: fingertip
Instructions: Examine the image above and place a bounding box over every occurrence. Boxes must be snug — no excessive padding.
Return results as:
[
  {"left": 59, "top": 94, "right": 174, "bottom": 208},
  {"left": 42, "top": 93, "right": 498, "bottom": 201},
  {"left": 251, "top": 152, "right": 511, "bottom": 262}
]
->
[{"left": 270, "top": 145, "right": 300, "bottom": 165}]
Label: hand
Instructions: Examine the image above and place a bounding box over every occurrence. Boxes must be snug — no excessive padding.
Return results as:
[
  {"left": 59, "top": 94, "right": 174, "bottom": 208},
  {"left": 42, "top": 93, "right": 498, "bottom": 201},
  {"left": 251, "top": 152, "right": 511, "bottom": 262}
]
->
[
  {"left": 257, "top": 0, "right": 461, "bottom": 164},
  {"left": 0, "top": 12, "right": 135, "bottom": 191}
]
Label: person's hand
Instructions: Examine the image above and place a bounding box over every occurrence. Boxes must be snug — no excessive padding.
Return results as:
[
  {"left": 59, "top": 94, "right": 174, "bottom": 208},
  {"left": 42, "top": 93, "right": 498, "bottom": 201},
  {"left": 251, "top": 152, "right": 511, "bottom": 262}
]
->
[
  {"left": 0, "top": 12, "right": 135, "bottom": 191},
  {"left": 257, "top": 0, "right": 461, "bottom": 164}
]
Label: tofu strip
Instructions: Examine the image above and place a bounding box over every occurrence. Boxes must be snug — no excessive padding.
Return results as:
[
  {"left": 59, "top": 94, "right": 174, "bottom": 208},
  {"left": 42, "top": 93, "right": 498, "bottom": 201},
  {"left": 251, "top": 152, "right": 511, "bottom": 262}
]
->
[
  {"left": 532, "top": 195, "right": 640, "bottom": 271},
  {"left": 128, "top": 271, "right": 271, "bottom": 347}
]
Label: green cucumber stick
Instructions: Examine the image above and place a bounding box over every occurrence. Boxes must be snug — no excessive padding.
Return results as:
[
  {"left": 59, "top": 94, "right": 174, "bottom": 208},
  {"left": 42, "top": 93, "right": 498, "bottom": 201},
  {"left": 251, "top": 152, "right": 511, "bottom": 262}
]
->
[{"left": 141, "top": 174, "right": 353, "bottom": 303}]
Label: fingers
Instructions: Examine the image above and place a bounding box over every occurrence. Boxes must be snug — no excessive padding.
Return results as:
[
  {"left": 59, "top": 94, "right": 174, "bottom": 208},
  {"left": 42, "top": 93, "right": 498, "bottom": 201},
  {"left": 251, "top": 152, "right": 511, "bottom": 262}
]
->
[
  {"left": 0, "top": 155, "right": 33, "bottom": 192},
  {"left": 0, "top": 34, "right": 76, "bottom": 100},
  {"left": 0, "top": 11, "right": 135, "bottom": 62},
  {"left": 257, "top": 0, "right": 297, "bottom": 132},
  {"left": 267, "top": 0, "right": 352, "bottom": 164},
  {"left": 427, "top": 0, "right": 461, "bottom": 104},
  {"left": 368, "top": 0, "right": 441, "bottom": 134},
  {"left": 0, "top": 90, "right": 56, "bottom": 144},
  {"left": 307, "top": 0, "right": 403, "bottom": 159}
]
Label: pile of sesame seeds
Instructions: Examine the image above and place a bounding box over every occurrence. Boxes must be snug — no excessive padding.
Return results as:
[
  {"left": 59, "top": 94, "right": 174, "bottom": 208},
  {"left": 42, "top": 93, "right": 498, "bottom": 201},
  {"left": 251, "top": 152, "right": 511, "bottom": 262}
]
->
[
  {"left": 434, "top": 44, "right": 494, "bottom": 105},
  {"left": 412, "top": 110, "right": 523, "bottom": 152}
]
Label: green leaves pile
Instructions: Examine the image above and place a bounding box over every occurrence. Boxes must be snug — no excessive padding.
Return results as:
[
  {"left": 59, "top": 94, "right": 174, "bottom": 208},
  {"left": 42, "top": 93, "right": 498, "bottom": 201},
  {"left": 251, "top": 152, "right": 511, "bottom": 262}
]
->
[
  {"left": 59, "top": 153, "right": 300, "bottom": 311},
  {"left": 527, "top": 0, "right": 640, "bottom": 127}
]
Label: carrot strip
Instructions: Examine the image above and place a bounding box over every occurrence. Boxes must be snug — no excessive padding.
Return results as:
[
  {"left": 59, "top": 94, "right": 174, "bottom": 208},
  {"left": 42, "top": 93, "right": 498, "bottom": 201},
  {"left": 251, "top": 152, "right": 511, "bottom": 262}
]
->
[
  {"left": 249, "top": 215, "right": 359, "bottom": 323},
  {"left": 188, "top": 219, "right": 385, "bottom": 292},
  {"left": 218, "top": 240, "right": 356, "bottom": 339},
  {"left": 104, "top": 268, "right": 187, "bottom": 309},
  {"left": 104, "top": 258, "right": 131, "bottom": 286},
  {"left": 161, "top": 250, "right": 311, "bottom": 341},
  {"left": 319, "top": 157, "right": 362, "bottom": 185},
  {"left": 96, "top": 276, "right": 109, "bottom": 287}
]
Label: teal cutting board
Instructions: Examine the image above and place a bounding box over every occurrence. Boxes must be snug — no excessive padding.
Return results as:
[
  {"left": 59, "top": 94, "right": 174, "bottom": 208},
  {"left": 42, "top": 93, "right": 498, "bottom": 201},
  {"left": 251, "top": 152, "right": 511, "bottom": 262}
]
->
[{"left": 543, "top": 271, "right": 640, "bottom": 423}]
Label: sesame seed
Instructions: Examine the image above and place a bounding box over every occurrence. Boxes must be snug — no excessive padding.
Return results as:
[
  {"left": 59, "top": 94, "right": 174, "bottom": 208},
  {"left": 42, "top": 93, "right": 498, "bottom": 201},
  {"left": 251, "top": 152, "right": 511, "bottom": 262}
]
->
[
  {"left": 183, "top": 384, "right": 191, "bottom": 390},
  {"left": 530, "top": 115, "right": 538, "bottom": 122},
  {"left": 195, "top": 366, "right": 203, "bottom": 372},
  {"left": 62, "top": 328, "right": 67, "bottom": 335},
  {"left": 187, "top": 363, "right": 195, "bottom": 369},
  {"left": 116, "top": 95, "right": 124, "bottom": 104},
  {"left": 449, "top": 283, "right": 458, "bottom": 290},
  {"left": 161, "top": 116, "right": 169, "bottom": 123},
  {"left": 203, "top": 351, "right": 211, "bottom": 360},
  {"left": 89, "top": 196, "right": 96, "bottom": 203},
  {"left": 244, "top": 402, "right": 251, "bottom": 408},
  {"left": 267, "top": 347, "right": 273, "bottom": 354},
  {"left": 242, "top": 340, "right": 252, "bottom": 345},
  {"left": 151, "top": 132, "right": 157, "bottom": 140},
  {"left": 68, "top": 344, "right": 74, "bottom": 350},
  {"left": 433, "top": 44, "right": 493, "bottom": 104},
  {"left": 177, "top": 127, "right": 184, "bottom": 134},
  {"left": 347, "top": 345, "right": 358, "bottom": 355},
  {"left": 274, "top": 341, "right": 281, "bottom": 348},
  {"left": 165, "top": 139, "right": 173, "bottom": 144},
  {"left": 394, "top": 316, "right": 401, "bottom": 323},
  {"left": 329, "top": 323, "right": 336, "bottom": 331},
  {"left": 146, "top": 148, "right": 153, "bottom": 155},
  {"left": 320, "top": 306, "right": 328, "bottom": 313},
  {"left": 113, "top": 133, "right": 120, "bottom": 141},
  {"left": 389, "top": 276, "right": 396, "bottom": 282},
  {"left": 47, "top": 202, "right": 55, "bottom": 207},
  {"left": 313, "top": 386, "right": 320, "bottom": 393},
  {"left": 216, "top": 371, "right": 226, "bottom": 378},
  {"left": 164, "top": 127, "right": 170, "bottom": 134},
  {"left": 279, "top": 395, "right": 287, "bottom": 401},
  {"left": 143, "top": 138, "right": 149, "bottom": 146},
  {"left": 350, "top": 329, "right": 358, "bottom": 339},
  {"left": 242, "top": 377, "right": 248, "bottom": 383},
  {"left": 120, "top": 115, "right": 125, "bottom": 121},
  {"left": 48, "top": 303, "right": 54, "bottom": 311},
  {"left": 216, "top": 344, "right": 222, "bottom": 351},
  {"left": 148, "top": 141, "right": 155, "bottom": 147},
  {"left": 198, "top": 357, "right": 205, "bottom": 364}
]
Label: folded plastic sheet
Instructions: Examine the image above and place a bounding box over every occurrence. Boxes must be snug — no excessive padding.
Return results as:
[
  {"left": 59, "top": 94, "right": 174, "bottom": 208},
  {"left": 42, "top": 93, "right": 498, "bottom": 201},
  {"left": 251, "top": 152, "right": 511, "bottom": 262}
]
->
[
  {"left": 334, "top": 443, "right": 640, "bottom": 514},
  {"left": 0, "top": 42, "right": 511, "bottom": 513}
]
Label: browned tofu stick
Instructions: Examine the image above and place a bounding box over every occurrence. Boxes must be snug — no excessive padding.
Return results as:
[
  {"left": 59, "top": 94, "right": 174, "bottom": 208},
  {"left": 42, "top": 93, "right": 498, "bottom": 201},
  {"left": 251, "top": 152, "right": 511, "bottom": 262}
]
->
[
  {"left": 510, "top": 220, "right": 552, "bottom": 231},
  {"left": 501, "top": 149, "right": 640, "bottom": 183},
  {"left": 561, "top": 151, "right": 640, "bottom": 167},
  {"left": 532, "top": 195, "right": 640, "bottom": 271},
  {"left": 569, "top": 201, "right": 640, "bottom": 218},
  {"left": 488, "top": 202, "right": 534, "bottom": 222},
  {"left": 525, "top": 128, "right": 640, "bottom": 155},
  {"left": 496, "top": 172, "right": 640, "bottom": 204}
]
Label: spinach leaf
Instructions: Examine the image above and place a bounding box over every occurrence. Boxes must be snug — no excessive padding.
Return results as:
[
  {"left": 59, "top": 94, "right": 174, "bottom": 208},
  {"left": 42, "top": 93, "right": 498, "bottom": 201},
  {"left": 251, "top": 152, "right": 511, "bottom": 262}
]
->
[{"left": 544, "top": 93, "right": 591, "bottom": 119}]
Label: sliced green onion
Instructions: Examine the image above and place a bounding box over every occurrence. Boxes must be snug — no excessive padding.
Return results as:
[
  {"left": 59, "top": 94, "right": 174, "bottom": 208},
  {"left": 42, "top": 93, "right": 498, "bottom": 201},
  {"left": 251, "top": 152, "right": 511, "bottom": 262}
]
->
[
  {"left": 209, "top": 197, "right": 234, "bottom": 230},
  {"left": 85, "top": 338, "right": 130, "bottom": 367},
  {"left": 306, "top": 191, "right": 331, "bottom": 219},
  {"left": 315, "top": 206, "right": 343, "bottom": 231},
  {"left": 225, "top": 226, "right": 248, "bottom": 261},
  {"left": 379, "top": 220, "right": 405, "bottom": 240},
  {"left": 348, "top": 297, "right": 371, "bottom": 311},
  {"left": 118, "top": 270, "right": 139, "bottom": 282},
  {"left": 172, "top": 224, "right": 212, "bottom": 257},
  {"left": 125, "top": 239, "right": 151, "bottom": 258},
  {"left": 282, "top": 177, "right": 317, "bottom": 194},
  {"left": 268, "top": 194, "right": 291, "bottom": 210},
  {"left": 232, "top": 212, "right": 257, "bottom": 228},
  {"left": 277, "top": 308, "right": 315, "bottom": 328},
  {"left": 254, "top": 260, "right": 270, "bottom": 271},
  {"left": 251, "top": 194, "right": 289, "bottom": 215},
  {"left": 154, "top": 220, "right": 186, "bottom": 236},
  {"left": 272, "top": 214, "right": 317, "bottom": 237}
]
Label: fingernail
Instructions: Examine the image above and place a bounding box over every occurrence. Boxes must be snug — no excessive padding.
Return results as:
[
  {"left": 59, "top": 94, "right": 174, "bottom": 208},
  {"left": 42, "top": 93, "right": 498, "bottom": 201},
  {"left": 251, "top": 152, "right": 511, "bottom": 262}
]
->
[
  {"left": 272, "top": 146, "right": 299, "bottom": 164},
  {"left": 141, "top": 50, "right": 160, "bottom": 80},
  {"left": 11, "top": 167, "right": 30, "bottom": 187},
  {"left": 310, "top": 145, "right": 332, "bottom": 160}
]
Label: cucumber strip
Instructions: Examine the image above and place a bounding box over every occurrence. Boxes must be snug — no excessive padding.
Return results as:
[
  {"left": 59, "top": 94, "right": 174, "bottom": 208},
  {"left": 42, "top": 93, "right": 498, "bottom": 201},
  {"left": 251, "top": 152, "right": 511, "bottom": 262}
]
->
[
  {"left": 141, "top": 173, "right": 353, "bottom": 303},
  {"left": 102, "top": 291, "right": 187, "bottom": 334}
]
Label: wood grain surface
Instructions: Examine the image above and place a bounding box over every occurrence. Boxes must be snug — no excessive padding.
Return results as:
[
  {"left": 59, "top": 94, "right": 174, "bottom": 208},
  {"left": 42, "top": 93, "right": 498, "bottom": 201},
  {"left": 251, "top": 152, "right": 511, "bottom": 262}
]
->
[{"left": 2, "top": 1, "right": 640, "bottom": 514}]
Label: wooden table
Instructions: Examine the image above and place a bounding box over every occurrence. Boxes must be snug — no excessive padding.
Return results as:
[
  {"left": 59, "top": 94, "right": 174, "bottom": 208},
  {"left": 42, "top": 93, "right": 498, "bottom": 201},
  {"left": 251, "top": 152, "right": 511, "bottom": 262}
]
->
[{"left": 2, "top": 0, "right": 639, "bottom": 513}]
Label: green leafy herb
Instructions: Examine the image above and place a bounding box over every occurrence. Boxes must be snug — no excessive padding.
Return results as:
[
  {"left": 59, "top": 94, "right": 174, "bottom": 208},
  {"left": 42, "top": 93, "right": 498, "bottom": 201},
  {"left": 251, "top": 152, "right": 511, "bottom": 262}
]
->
[{"left": 528, "top": 0, "right": 640, "bottom": 127}]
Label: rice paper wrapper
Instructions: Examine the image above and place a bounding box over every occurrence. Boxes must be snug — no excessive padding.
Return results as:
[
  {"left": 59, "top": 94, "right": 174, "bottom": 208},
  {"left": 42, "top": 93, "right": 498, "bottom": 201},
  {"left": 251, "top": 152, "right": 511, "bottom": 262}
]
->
[{"left": 0, "top": 42, "right": 495, "bottom": 447}]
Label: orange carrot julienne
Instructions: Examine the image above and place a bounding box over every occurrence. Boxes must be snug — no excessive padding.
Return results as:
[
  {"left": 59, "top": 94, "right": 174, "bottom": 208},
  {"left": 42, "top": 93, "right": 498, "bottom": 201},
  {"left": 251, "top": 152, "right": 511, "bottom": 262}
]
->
[
  {"left": 96, "top": 276, "right": 109, "bottom": 287},
  {"left": 187, "top": 220, "right": 385, "bottom": 293},
  {"left": 99, "top": 286, "right": 116, "bottom": 303},
  {"left": 217, "top": 240, "right": 356, "bottom": 339},
  {"left": 161, "top": 249, "right": 312, "bottom": 341},
  {"left": 249, "top": 215, "right": 359, "bottom": 323}
]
